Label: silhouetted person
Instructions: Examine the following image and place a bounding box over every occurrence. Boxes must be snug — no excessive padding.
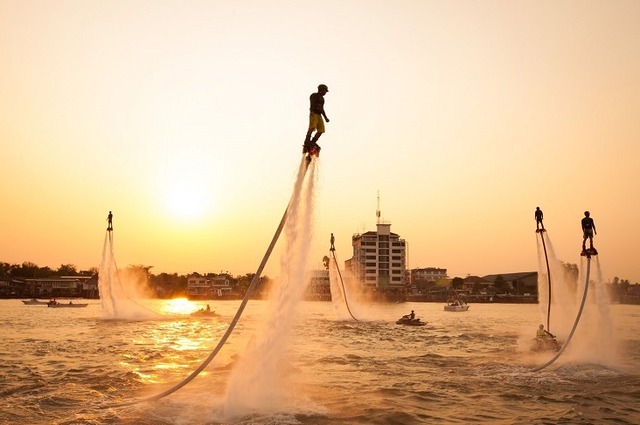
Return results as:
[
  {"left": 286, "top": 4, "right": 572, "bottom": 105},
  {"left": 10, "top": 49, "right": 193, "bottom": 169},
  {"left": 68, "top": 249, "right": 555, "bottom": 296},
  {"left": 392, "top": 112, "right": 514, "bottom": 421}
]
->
[
  {"left": 535, "top": 207, "right": 544, "bottom": 231},
  {"left": 537, "top": 324, "right": 555, "bottom": 339},
  {"left": 409, "top": 310, "right": 415, "bottom": 320},
  {"left": 303, "top": 84, "right": 330, "bottom": 153},
  {"left": 107, "top": 211, "right": 113, "bottom": 231},
  {"left": 581, "top": 211, "right": 596, "bottom": 251},
  {"left": 330, "top": 233, "right": 335, "bottom": 251}
]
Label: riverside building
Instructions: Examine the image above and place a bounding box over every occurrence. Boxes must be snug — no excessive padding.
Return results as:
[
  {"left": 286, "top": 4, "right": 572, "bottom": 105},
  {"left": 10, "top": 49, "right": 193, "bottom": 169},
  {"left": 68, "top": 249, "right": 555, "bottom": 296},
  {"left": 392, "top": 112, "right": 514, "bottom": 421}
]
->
[{"left": 345, "top": 222, "right": 407, "bottom": 301}]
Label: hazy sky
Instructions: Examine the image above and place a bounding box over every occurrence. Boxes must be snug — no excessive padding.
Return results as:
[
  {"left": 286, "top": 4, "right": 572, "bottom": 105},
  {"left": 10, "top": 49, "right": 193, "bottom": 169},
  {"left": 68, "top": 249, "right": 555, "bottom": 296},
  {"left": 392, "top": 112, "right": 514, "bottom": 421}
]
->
[{"left": 2, "top": 1, "right": 639, "bottom": 283}]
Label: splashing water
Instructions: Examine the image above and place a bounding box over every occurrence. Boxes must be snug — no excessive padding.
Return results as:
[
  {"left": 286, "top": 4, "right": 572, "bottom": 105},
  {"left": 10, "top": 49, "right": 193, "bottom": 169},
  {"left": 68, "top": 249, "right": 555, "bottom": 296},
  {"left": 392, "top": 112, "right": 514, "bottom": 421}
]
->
[
  {"left": 535, "top": 232, "right": 576, "bottom": 334},
  {"left": 567, "top": 255, "right": 618, "bottom": 364},
  {"left": 328, "top": 252, "right": 375, "bottom": 321},
  {"left": 98, "top": 231, "right": 157, "bottom": 320},
  {"left": 534, "top": 232, "right": 618, "bottom": 365},
  {"left": 220, "top": 159, "right": 319, "bottom": 419},
  {"left": 328, "top": 253, "right": 351, "bottom": 320}
]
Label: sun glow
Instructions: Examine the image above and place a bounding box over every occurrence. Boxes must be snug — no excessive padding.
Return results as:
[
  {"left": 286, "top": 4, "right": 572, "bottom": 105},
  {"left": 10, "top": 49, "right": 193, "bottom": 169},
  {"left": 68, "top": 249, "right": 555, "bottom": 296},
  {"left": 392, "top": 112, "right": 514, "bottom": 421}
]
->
[
  {"left": 163, "top": 179, "right": 210, "bottom": 221},
  {"left": 163, "top": 298, "right": 198, "bottom": 315}
]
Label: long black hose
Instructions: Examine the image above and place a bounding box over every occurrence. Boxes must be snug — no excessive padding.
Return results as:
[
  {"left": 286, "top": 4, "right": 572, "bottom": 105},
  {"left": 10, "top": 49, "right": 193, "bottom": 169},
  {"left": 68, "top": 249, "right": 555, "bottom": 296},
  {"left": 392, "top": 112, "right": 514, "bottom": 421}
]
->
[
  {"left": 104, "top": 155, "right": 310, "bottom": 408},
  {"left": 330, "top": 250, "right": 359, "bottom": 322},
  {"left": 538, "top": 230, "right": 553, "bottom": 333}
]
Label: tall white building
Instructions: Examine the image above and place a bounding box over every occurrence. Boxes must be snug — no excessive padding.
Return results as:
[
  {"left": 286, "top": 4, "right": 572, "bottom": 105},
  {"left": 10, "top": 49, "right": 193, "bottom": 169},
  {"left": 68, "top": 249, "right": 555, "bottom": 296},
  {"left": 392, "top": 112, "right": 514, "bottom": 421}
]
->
[{"left": 346, "top": 223, "right": 407, "bottom": 293}]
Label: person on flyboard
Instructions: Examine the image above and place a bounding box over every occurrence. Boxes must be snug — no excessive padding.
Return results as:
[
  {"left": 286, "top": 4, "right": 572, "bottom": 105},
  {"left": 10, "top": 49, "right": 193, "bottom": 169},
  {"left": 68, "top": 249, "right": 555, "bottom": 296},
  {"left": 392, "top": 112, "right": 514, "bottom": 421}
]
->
[
  {"left": 107, "top": 211, "right": 113, "bottom": 231},
  {"left": 581, "top": 211, "right": 597, "bottom": 255},
  {"left": 303, "top": 84, "right": 330, "bottom": 156},
  {"left": 535, "top": 207, "right": 544, "bottom": 232}
]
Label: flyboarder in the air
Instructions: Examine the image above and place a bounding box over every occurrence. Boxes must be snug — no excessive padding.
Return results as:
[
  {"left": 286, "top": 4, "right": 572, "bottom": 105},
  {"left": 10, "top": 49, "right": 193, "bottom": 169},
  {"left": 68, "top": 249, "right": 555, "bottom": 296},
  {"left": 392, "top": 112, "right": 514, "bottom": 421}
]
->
[
  {"left": 107, "top": 211, "right": 113, "bottom": 231},
  {"left": 303, "top": 84, "right": 330, "bottom": 158},
  {"left": 330, "top": 233, "right": 335, "bottom": 252},
  {"left": 535, "top": 207, "right": 544, "bottom": 232},
  {"left": 581, "top": 211, "right": 597, "bottom": 256}
]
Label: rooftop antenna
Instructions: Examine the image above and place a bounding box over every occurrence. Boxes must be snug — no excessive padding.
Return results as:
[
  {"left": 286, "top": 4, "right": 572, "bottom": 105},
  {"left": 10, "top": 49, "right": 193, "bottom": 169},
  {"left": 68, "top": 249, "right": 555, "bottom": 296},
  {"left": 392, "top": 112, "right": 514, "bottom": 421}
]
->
[{"left": 376, "top": 190, "right": 381, "bottom": 224}]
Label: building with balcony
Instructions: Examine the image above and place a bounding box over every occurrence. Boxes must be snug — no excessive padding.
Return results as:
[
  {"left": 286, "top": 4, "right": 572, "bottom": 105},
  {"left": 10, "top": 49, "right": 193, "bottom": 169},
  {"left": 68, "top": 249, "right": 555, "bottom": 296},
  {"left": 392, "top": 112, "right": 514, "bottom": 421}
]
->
[
  {"left": 27, "top": 276, "right": 94, "bottom": 298},
  {"left": 345, "top": 222, "right": 407, "bottom": 300},
  {"left": 409, "top": 267, "right": 448, "bottom": 294},
  {"left": 411, "top": 267, "right": 448, "bottom": 283},
  {"left": 187, "top": 274, "right": 235, "bottom": 299}
]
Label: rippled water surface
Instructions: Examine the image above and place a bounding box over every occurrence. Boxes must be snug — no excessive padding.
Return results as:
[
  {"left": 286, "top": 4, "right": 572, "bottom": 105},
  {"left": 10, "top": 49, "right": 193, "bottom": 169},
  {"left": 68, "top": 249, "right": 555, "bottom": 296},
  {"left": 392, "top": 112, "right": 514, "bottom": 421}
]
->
[{"left": 1, "top": 299, "right": 639, "bottom": 424}]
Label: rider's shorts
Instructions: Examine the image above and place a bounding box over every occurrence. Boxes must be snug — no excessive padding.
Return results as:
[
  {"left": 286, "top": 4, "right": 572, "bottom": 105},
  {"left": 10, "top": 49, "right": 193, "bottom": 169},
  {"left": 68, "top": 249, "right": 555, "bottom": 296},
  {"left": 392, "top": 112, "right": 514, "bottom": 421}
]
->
[{"left": 308, "top": 113, "right": 325, "bottom": 133}]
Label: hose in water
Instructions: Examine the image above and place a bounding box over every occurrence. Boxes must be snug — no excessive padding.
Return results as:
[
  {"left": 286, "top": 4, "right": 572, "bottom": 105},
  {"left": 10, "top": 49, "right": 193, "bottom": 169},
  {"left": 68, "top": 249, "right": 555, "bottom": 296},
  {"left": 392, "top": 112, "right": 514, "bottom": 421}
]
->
[
  {"left": 331, "top": 250, "right": 359, "bottom": 322},
  {"left": 538, "top": 230, "right": 553, "bottom": 333},
  {"left": 105, "top": 156, "right": 310, "bottom": 408},
  {"left": 531, "top": 255, "right": 592, "bottom": 372}
]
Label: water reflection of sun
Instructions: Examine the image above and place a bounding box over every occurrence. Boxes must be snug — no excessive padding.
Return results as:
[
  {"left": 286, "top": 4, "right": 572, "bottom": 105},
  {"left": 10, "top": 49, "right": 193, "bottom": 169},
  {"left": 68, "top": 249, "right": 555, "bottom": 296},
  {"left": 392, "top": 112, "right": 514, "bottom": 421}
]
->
[{"left": 163, "top": 298, "right": 197, "bottom": 314}]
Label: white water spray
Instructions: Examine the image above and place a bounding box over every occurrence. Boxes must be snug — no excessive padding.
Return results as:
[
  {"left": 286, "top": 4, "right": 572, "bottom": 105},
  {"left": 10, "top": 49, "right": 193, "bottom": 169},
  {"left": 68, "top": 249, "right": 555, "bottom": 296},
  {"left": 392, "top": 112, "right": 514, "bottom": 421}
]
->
[
  {"left": 328, "top": 254, "right": 351, "bottom": 320},
  {"left": 567, "top": 255, "right": 617, "bottom": 364},
  {"left": 328, "top": 252, "right": 374, "bottom": 321},
  {"left": 535, "top": 233, "right": 575, "bottom": 336},
  {"left": 98, "top": 230, "right": 157, "bottom": 320},
  {"left": 535, "top": 232, "right": 617, "bottom": 365},
  {"left": 221, "top": 160, "right": 318, "bottom": 418}
]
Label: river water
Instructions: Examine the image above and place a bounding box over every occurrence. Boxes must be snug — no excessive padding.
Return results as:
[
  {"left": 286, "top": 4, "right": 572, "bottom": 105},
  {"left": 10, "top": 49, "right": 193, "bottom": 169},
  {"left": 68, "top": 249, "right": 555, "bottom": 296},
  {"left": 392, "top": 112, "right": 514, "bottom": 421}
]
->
[{"left": 1, "top": 299, "right": 639, "bottom": 424}]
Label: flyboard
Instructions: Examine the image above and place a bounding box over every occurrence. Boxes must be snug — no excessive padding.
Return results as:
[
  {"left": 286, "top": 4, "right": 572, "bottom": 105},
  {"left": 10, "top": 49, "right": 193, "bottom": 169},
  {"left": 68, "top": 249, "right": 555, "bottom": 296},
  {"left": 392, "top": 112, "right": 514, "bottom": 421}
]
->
[
  {"left": 303, "top": 142, "right": 320, "bottom": 166},
  {"left": 531, "top": 247, "right": 597, "bottom": 372},
  {"left": 105, "top": 154, "right": 315, "bottom": 408}
]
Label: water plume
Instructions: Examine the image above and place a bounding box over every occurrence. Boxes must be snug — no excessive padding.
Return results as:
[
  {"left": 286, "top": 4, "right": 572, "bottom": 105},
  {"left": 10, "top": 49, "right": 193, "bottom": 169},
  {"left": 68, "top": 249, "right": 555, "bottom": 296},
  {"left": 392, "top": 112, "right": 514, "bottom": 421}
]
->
[
  {"left": 535, "top": 233, "right": 575, "bottom": 336},
  {"left": 221, "top": 159, "right": 317, "bottom": 419},
  {"left": 534, "top": 232, "right": 618, "bottom": 366},
  {"left": 328, "top": 253, "right": 374, "bottom": 321},
  {"left": 566, "top": 255, "right": 618, "bottom": 364},
  {"left": 98, "top": 231, "right": 157, "bottom": 320},
  {"left": 328, "top": 254, "right": 352, "bottom": 320}
]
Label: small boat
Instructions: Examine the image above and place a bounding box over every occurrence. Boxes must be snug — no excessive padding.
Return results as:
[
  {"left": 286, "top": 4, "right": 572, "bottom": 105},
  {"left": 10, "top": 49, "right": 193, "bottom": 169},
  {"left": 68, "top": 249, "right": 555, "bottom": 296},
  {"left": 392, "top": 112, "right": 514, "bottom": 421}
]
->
[
  {"left": 444, "top": 299, "right": 469, "bottom": 312},
  {"left": 47, "top": 300, "right": 88, "bottom": 308},
  {"left": 22, "top": 299, "right": 49, "bottom": 305},
  {"left": 395, "top": 316, "right": 426, "bottom": 326}
]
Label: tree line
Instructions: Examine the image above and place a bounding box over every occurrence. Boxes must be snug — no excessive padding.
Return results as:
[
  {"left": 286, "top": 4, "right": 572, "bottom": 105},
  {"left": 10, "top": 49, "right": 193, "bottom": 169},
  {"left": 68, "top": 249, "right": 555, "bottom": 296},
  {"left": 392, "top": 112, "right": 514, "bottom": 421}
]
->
[
  {"left": 0, "top": 262, "right": 95, "bottom": 278},
  {"left": 0, "top": 261, "right": 273, "bottom": 299}
]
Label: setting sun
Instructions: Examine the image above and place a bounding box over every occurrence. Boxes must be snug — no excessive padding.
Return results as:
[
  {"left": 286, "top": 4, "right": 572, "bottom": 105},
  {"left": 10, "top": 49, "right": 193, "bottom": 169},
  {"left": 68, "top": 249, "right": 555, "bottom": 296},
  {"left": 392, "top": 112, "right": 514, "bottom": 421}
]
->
[
  {"left": 163, "top": 297, "right": 198, "bottom": 315},
  {"left": 164, "top": 179, "right": 209, "bottom": 221}
]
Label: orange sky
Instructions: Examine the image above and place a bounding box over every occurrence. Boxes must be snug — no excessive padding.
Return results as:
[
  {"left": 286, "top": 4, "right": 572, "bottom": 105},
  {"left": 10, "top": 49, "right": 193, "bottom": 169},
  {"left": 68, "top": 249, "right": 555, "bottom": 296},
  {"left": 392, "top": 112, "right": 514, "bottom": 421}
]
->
[{"left": 1, "top": 1, "right": 639, "bottom": 283}]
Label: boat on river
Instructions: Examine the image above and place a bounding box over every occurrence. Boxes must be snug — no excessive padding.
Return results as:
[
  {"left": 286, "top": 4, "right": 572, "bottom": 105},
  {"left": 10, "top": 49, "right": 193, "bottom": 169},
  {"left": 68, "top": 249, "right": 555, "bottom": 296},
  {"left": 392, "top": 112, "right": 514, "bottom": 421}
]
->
[
  {"left": 21, "top": 299, "right": 50, "bottom": 305},
  {"left": 444, "top": 299, "right": 469, "bottom": 312},
  {"left": 47, "top": 300, "right": 88, "bottom": 308}
]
